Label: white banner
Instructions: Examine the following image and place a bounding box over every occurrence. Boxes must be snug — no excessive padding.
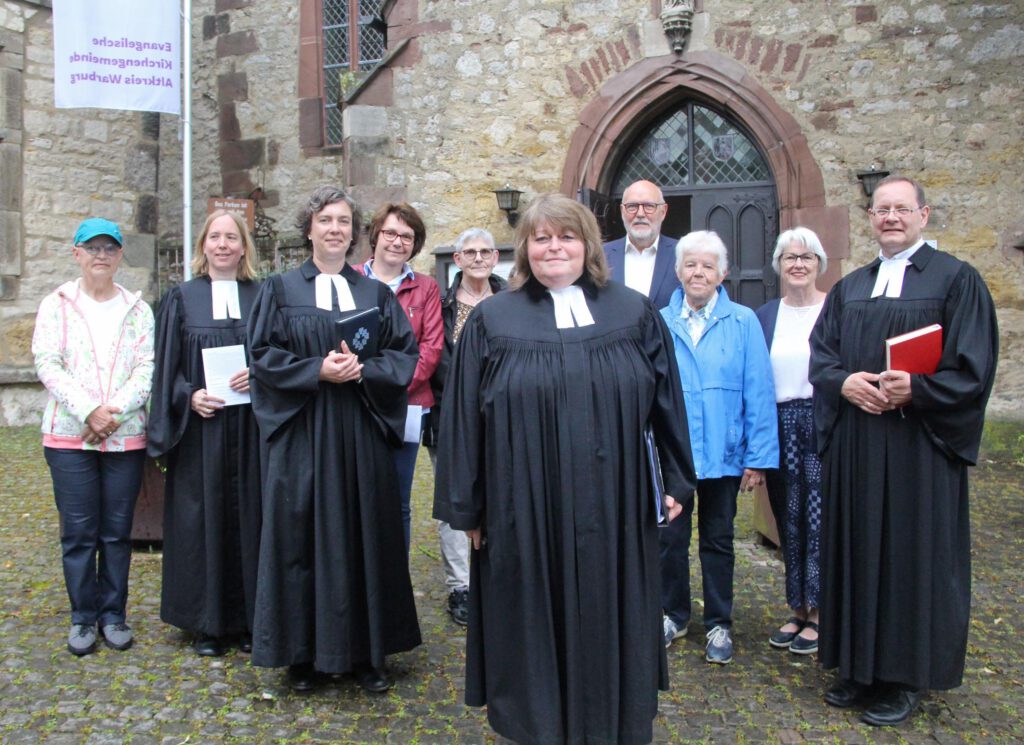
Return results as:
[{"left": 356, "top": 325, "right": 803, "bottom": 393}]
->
[{"left": 53, "top": 0, "right": 181, "bottom": 115}]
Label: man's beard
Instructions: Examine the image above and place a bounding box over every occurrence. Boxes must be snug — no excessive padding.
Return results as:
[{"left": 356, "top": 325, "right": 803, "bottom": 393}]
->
[{"left": 627, "top": 223, "right": 656, "bottom": 245}]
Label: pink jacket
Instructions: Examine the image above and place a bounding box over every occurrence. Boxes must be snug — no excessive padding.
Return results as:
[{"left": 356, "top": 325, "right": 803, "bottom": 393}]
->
[{"left": 32, "top": 280, "right": 155, "bottom": 451}]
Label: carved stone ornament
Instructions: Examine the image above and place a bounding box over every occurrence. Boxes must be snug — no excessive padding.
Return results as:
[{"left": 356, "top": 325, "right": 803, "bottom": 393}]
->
[{"left": 661, "top": 0, "right": 695, "bottom": 54}]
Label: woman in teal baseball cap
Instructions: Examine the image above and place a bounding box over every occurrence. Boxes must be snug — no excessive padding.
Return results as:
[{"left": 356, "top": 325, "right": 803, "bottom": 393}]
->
[{"left": 32, "top": 217, "right": 154, "bottom": 656}]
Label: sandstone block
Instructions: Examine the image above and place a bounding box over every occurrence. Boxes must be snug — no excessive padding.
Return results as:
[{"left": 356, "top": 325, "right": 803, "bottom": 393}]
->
[
  {"left": 0, "top": 275, "right": 16, "bottom": 301},
  {"left": 0, "top": 315, "right": 35, "bottom": 366},
  {"left": 216, "top": 31, "right": 258, "bottom": 59},
  {"left": 125, "top": 143, "right": 159, "bottom": 192},
  {"left": 342, "top": 106, "right": 387, "bottom": 139},
  {"left": 0, "top": 67, "right": 21, "bottom": 129},
  {"left": 217, "top": 72, "right": 248, "bottom": 102},
  {"left": 0, "top": 208, "right": 21, "bottom": 274},
  {"left": 219, "top": 138, "right": 264, "bottom": 171},
  {"left": 0, "top": 141, "right": 21, "bottom": 210}
]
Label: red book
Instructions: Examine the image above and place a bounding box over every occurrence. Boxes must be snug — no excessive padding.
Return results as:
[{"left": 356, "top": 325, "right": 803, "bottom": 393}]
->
[{"left": 885, "top": 324, "right": 942, "bottom": 374}]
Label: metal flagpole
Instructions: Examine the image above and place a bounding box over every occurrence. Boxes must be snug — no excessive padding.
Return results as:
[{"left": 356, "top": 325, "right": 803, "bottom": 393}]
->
[{"left": 182, "top": 0, "right": 193, "bottom": 280}]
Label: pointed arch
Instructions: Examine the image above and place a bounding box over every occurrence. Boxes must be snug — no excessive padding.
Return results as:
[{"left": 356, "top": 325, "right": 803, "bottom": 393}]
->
[{"left": 562, "top": 50, "right": 848, "bottom": 281}]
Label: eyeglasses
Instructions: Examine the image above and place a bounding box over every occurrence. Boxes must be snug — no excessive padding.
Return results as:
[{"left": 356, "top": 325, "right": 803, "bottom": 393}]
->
[
  {"left": 868, "top": 207, "right": 921, "bottom": 218},
  {"left": 780, "top": 253, "right": 818, "bottom": 266},
  {"left": 458, "top": 248, "right": 496, "bottom": 260},
  {"left": 380, "top": 228, "right": 416, "bottom": 246},
  {"left": 622, "top": 201, "right": 665, "bottom": 216},
  {"left": 77, "top": 243, "right": 122, "bottom": 256}
]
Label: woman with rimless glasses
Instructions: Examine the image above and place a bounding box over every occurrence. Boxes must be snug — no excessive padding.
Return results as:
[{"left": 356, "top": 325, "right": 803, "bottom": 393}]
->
[{"left": 32, "top": 217, "right": 154, "bottom": 657}]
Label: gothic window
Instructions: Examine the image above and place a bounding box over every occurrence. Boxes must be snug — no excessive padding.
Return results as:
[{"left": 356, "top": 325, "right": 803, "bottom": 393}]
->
[
  {"left": 613, "top": 102, "right": 770, "bottom": 192},
  {"left": 322, "top": 0, "right": 386, "bottom": 145}
]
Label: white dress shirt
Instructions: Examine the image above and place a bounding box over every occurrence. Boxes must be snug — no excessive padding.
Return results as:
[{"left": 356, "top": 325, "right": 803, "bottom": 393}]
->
[{"left": 623, "top": 237, "right": 660, "bottom": 297}]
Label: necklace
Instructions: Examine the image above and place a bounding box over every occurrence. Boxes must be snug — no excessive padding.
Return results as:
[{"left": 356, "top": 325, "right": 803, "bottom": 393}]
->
[{"left": 459, "top": 283, "right": 492, "bottom": 304}]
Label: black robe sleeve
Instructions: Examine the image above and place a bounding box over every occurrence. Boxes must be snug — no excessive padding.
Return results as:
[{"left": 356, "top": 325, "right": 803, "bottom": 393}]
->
[
  {"left": 911, "top": 263, "right": 998, "bottom": 464},
  {"left": 147, "top": 286, "right": 192, "bottom": 458},
  {"left": 808, "top": 287, "right": 846, "bottom": 456},
  {"left": 432, "top": 310, "right": 488, "bottom": 531},
  {"left": 644, "top": 301, "right": 697, "bottom": 501},
  {"left": 355, "top": 282, "right": 419, "bottom": 447},
  {"left": 247, "top": 275, "right": 324, "bottom": 442}
]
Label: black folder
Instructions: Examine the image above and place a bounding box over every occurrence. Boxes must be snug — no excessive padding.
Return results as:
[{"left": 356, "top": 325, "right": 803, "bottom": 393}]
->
[
  {"left": 334, "top": 307, "right": 380, "bottom": 361},
  {"left": 644, "top": 426, "right": 669, "bottom": 526}
]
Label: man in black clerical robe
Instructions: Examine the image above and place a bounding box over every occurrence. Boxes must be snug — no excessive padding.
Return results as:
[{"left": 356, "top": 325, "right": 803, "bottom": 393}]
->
[
  {"left": 809, "top": 176, "right": 998, "bottom": 726},
  {"left": 247, "top": 259, "right": 422, "bottom": 686}
]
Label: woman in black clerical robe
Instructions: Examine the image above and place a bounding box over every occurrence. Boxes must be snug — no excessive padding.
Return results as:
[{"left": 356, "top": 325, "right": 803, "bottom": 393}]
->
[
  {"left": 148, "top": 210, "right": 262, "bottom": 657},
  {"left": 434, "top": 193, "right": 695, "bottom": 745},
  {"left": 247, "top": 186, "right": 422, "bottom": 694}
]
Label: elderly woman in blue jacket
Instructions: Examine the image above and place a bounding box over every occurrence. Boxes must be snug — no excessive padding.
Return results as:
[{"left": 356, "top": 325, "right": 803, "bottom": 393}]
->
[{"left": 659, "top": 230, "right": 778, "bottom": 665}]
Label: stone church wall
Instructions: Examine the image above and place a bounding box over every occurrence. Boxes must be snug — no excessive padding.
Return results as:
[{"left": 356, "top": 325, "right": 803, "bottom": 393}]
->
[{"left": 1, "top": 0, "right": 1021, "bottom": 423}]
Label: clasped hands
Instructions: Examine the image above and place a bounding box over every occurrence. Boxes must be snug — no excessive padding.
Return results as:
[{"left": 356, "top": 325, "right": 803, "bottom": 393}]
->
[
  {"left": 841, "top": 370, "right": 912, "bottom": 415},
  {"left": 319, "top": 341, "right": 363, "bottom": 384},
  {"left": 81, "top": 403, "right": 122, "bottom": 444}
]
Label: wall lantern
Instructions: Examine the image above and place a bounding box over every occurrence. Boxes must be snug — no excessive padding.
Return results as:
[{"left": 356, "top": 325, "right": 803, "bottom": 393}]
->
[
  {"left": 494, "top": 184, "right": 523, "bottom": 227},
  {"left": 855, "top": 167, "right": 890, "bottom": 199}
]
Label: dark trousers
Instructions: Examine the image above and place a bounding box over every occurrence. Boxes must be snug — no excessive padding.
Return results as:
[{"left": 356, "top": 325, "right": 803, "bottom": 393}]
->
[
  {"left": 44, "top": 447, "right": 145, "bottom": 626},
  {"left": 391, "top": 441, "right": 419, "bottom": 556},
  {"left": 660, "top": 476, "right": 741, "bottom": 630}
]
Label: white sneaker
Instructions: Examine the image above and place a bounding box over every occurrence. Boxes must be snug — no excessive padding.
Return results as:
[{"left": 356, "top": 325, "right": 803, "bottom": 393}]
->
[{"left": 663, "top": 615, "right": 687, "bottom": 648}]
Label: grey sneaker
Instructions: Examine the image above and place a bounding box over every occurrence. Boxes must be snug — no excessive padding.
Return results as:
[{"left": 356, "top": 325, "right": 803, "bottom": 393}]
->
[
  {"left": 663, "top": 615, "right": 687, "bottom": 648},
  {"left": 705, "top": 625, "right": 733, "bottom": 664},
  {"left": 67, "top": 624, "right": 97, "bottom": 656},
  {"left": 100, "top": 622, "right": 134, "bottom": 651}
]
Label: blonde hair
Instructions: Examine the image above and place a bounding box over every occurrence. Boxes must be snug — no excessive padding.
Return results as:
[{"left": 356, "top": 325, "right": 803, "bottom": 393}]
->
[
  {"left": 190, "top": 210, "right": 258, "bottom": 280},
  {"left": 509, "top": 193, "right": 609, "bottom": 290}
]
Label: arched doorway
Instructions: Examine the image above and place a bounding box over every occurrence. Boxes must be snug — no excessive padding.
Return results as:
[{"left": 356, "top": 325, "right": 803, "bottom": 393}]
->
[
  {"left": 586, "top": 101, "right": 779, "bottom": 308},
  {"left": 564, "top": 51, "right": 849, "bottom": 294}
]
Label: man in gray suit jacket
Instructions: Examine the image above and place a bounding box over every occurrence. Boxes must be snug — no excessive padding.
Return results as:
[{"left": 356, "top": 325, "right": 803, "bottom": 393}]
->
[{"left": 602, "top": 179, "right": 680, "bottom": 309}]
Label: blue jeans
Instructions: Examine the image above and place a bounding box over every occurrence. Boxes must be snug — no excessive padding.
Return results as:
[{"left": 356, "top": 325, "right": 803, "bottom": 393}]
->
[
  {"left": 44, "top": 447, "right": 145, "bottom": 626},
  {"left": 660, "top": 476, "right": 741, "bottom": 630}
]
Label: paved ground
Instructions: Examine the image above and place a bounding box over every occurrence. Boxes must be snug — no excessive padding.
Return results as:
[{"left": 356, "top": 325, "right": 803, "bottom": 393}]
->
[{"left": 1, "top": 423, "right": 1021, "bottom": 744}]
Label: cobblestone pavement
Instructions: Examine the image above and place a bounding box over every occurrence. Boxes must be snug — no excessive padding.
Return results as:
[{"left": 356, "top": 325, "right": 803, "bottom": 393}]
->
[{"left": 1, "top": 424, "right": 1021, "bottom": 744}]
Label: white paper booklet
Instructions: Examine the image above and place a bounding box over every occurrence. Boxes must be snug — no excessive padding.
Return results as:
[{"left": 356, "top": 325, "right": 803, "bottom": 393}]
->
[{"left": 201, "top": 344, "right": 251, "bottom": 406}]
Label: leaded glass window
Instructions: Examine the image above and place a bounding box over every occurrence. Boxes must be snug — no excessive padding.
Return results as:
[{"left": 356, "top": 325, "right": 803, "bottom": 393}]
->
[
  {"left": 323, "top": 0, "right": 386, "bottom": 145},
  {"left": 614, "top": 103, "right": 769, "bottom": 193}
]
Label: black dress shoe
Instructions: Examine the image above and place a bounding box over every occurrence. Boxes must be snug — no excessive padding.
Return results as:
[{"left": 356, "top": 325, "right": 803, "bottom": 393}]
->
[
  {"left": 287, "top": 662, "right": 319, "bottom": 692},
  {"left": 354, "top": 664, "right": 393, "bottom": 693},
  {"left": 194, "top": 635, "right": 225, "bottom": 657},
  {"left": 237, "top": 633, "right": 253, "bottom": 654},
  {"left": 861, "top": 685, "right": 921, "bottom": 726},
  {"left": 824, "top": 678, "right": 871, "bottom": 708}
]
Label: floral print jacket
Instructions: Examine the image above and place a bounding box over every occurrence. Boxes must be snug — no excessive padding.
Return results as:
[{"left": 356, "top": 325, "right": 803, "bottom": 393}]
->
[{"left": 32, "top": 280, "right": 155, "bottom": 451}]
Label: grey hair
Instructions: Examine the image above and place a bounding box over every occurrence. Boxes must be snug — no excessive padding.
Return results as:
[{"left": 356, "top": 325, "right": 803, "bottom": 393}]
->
[
  {"left": 675, "top": 230, "right": 729, "bottom": 274},
  {"left": 454, "top": 227, "right": 496, "bottom": 252},
  {"left": 772, "top": 227, "right": 828, "bottom": 275}
]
